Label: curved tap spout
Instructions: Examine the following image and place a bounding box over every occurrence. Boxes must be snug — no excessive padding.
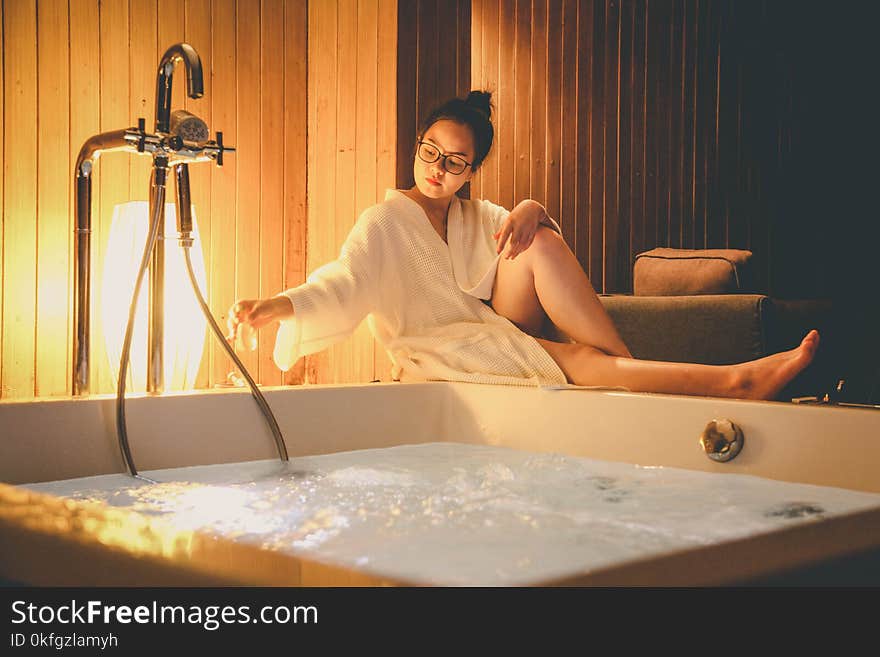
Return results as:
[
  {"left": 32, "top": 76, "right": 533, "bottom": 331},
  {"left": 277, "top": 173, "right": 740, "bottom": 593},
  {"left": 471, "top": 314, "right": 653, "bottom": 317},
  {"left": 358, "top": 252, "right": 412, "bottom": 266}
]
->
[{"left": 155, "top": 43, "right": 204, "bottom": 134}]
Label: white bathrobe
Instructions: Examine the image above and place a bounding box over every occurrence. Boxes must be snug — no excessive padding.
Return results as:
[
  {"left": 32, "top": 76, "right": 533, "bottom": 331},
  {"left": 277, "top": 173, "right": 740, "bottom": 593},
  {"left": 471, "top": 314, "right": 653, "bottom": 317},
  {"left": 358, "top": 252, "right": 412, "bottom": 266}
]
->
[{"left": 273, "top": 189, "right": 568, "bottom": 386}]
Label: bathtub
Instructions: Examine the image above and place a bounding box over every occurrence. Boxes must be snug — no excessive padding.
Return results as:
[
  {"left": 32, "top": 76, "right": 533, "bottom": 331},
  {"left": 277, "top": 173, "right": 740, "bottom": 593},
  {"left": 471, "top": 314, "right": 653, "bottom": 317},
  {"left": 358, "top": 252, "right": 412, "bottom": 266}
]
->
[{"left": 2, "top": 382, "right": 879, "bottom": 586}]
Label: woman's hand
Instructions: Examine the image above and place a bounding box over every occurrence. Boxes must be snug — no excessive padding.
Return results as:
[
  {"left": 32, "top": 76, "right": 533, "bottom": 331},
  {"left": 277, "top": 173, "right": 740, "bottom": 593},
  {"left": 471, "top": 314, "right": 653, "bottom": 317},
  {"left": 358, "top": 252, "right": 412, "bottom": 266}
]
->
[
  {"left": 226, "top": 296, "right": 294, "bottom": 347},
  {"left": 494, "top": 199, "right": 549, "bottom": 259}
]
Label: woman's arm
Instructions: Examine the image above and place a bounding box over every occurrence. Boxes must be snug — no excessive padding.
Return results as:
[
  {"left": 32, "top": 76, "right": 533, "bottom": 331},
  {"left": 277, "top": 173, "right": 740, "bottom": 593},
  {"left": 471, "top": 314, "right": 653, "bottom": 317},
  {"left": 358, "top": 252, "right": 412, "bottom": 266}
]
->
[{"left": 494, "top": 199, "right": 559, "bottom": 259}]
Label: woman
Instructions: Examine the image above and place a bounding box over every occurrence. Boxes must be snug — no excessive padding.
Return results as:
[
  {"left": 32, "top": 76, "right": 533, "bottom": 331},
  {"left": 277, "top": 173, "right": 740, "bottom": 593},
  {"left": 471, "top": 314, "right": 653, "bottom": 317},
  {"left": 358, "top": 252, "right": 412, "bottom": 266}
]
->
[{"left": 228, "top": 91, "right": 818, "bottom": 399}]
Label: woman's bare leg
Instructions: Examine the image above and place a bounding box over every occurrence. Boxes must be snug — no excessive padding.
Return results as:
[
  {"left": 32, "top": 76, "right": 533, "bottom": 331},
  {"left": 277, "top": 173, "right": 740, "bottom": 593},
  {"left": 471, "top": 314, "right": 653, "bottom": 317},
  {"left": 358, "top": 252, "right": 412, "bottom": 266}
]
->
[
  {"left": 491, "top": 226, "right": 632, "bottom": 357},
  {"left": 490, "top": 225, "right": 819, "bottom": 399},
  {"left": 537, "top": 330, "right": 820, "bottom": 400}
]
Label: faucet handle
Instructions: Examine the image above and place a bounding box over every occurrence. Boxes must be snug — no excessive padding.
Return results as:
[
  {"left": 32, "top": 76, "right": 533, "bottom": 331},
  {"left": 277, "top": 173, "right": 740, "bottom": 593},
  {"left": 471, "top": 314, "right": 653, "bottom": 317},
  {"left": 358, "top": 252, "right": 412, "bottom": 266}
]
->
[
  {"left": 137, "top": 117, "right": 146, "bottom": 153},
  {"left": 216, "top": 131, "right": 225, "bottom": 166}
]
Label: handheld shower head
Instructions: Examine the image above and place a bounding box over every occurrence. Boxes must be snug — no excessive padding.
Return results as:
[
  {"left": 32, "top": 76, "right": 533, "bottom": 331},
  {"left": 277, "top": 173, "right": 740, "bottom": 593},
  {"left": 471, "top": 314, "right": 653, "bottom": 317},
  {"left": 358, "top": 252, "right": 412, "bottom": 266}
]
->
[{"left": 169, "top": 109, "right": 209, "bottom": 143}]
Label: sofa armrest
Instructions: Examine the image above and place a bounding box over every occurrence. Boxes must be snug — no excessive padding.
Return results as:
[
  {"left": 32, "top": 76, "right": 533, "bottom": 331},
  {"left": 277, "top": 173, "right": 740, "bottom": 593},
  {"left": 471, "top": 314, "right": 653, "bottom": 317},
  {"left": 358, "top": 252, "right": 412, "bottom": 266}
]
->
[{"left": 598, "top": 294, "right": 773, "bottom": 365}]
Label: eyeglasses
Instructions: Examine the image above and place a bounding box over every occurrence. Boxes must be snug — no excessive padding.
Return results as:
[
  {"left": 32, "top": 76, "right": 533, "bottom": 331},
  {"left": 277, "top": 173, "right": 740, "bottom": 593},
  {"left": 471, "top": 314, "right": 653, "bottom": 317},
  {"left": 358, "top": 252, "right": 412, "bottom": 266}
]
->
[{"left": 416, "top": 141, "right": 473, "bottom": 175}]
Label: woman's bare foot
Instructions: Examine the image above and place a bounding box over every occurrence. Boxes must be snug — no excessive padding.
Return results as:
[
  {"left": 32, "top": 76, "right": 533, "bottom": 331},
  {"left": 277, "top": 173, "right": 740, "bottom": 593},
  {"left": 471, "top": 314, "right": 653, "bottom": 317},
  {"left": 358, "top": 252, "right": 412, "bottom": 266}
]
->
[{"left": 732, "top": 330, "right": 820, "bottom": 400}]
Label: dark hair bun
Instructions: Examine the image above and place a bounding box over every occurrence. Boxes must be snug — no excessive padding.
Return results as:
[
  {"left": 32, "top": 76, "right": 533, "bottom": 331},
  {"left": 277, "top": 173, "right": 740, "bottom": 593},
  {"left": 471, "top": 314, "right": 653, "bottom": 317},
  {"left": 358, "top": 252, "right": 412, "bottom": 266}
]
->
[{"left": 466, "top": 90, "right": 492, "bottom": 118}]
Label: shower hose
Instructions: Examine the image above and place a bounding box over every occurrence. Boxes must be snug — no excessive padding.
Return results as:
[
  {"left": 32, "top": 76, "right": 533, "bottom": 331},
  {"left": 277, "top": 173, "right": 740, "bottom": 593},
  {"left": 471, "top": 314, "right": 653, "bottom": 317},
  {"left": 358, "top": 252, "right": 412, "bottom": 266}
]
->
[{"left": 115, "top": 182, "right": 288, "bottom": 482}]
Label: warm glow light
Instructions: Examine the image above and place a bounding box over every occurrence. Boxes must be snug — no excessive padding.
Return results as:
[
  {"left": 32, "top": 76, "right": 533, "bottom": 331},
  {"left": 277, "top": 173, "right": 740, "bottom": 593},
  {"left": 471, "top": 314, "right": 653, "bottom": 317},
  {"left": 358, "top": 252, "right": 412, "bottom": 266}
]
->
[{"left": 101, "top": 201, "right": 208, "bottom": 392}]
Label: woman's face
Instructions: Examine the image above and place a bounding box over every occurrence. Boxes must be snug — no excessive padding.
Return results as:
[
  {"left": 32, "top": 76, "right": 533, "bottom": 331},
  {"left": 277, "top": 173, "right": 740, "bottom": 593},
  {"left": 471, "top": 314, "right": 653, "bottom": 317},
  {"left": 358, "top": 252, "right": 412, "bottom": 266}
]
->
[{"left": 412, "top": 119, "right": 476, "bottom": 200}]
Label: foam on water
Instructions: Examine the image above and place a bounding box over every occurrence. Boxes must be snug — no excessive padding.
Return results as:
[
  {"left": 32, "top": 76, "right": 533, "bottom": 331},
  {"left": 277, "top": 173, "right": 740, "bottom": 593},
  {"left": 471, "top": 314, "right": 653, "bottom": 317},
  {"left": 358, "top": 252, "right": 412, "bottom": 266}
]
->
[{"left": 23, "top": 443, "right": 880, "bottom": 585}]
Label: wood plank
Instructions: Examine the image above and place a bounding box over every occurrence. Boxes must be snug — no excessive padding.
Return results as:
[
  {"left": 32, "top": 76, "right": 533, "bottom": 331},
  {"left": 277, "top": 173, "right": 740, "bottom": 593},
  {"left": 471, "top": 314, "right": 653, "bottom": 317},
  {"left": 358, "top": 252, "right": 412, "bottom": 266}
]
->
[
  {"left": 667, "top": 0, "right": 683, "bottom": 249},
  {"left": 648, "top": 0, "right": 672, "bottom": 250},
  {"left": 497, "top": 0, "right": 516, "bottom": 210},
  {"left": 129, "top": 0, "right": 157, "bottom": 206},
  {"left": 469, "top": 0, "right": 483, "bottom": 199},
  {"left": 455, "top": 0, "right": 472, "bottom": 201},
  {"left": 0, "top": 0, "right": 4, "bottom": 396},
  {"left": 356, "top": 0, "right": 379, "bottom": 225},
  {"left": 374, "top": 0, "right": 397, "bottom": 382},
  {"left": 615, "top": 0, "right": 632, "bottom": 293},
  {"left": 629, "top": 0, "right": 647, "bottom": 276},
  {"left": 479, "top": 0, "right": 499, "bottom": 203},
  {"left": 602, "top": 0, "right": 620, "bottom": 293},
  {"left": 545, "top": 0, "right": 563, "bottom": 225},
  {"left": 68, "top": 0, "right": 100, "bottom": 397},
  {"left": 158, "top": 0, "right": 186, "bottom": 125},
  {"left": 456, "top": 0, "right": 471, "bottom": 98},
  {"left": 681, "top": 0, "right": 699, "bottom": 249},
  {"left": 282, "top": 0, "right": 307, "bottom": 386},
  {"left": 588, "top": 0, "right": 604, "bottom": 288},
  {"left": 529, "top": 0, "right": 546, "bottom": 205},
  {"left": 335, "top": 0, "right": 367, "bottom": 383},
  {"left": 96, "top": 0, "right": 130, "bottom": 394},
  {"left": 305, "top": 0, "right": 336, "bottom": 383},
  {"left": 259, "top": 0, "right": 284, "bottom": 386},
  {"left": 574, "top": 0, "right": 593, "bottom": 270},
  {"left": 210, "top": 0, "right": 237, "bottom": 388},
  {"left": 417, "top": 0, "right": 439, "bottom": 128},
  {"left": 513, "top": 0, "right": 530, "bottom": 205},
  {"left": 2, "top": 0, "right": 38, "bottom": 398},
  {"left": 559, "top": 0, "right": 577, "bottom": 248},
  {"left": 185, "top": 0, "right": 215, "bottom": 389},
  {"left": 35, "top": 0, "right": 71, "bottom": 397},
  {"left": 395, "top": 0, "right": 417, "bottom": 189},
  {"left": 235, "top": 0, "right": 261, "bottom": 380}
]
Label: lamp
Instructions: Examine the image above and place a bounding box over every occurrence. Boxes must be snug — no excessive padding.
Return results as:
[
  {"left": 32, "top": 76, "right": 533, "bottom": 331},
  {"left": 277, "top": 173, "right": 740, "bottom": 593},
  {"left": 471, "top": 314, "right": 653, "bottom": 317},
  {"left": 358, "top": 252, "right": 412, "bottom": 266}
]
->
[{"left": 101, "top": 201, "right": 208, "bottom": 392}]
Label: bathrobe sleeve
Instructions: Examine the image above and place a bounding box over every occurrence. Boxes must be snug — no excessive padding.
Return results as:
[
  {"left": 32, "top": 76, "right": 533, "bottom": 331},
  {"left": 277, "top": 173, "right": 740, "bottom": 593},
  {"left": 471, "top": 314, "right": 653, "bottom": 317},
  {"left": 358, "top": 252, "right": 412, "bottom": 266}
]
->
[{"left": 272, "top": 213, "right": 382, "bottom": 371}]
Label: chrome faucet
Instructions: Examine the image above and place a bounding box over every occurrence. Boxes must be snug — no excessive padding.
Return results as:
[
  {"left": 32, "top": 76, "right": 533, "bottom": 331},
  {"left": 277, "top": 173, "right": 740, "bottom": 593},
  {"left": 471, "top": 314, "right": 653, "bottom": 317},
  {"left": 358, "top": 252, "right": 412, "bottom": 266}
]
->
[
  {"left": 71, "top": 43, "right": 286, "bottom": 479},
  {"left": 72, "top": 43, "right": 223, "bottom": 397}
]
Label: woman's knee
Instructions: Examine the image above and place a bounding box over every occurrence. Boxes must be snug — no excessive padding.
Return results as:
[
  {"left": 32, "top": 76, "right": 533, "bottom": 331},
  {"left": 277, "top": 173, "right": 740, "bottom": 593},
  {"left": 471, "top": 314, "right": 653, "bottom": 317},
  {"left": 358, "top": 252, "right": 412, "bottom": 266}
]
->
[{"left": 530, "top": 225, "right": 567, "bottom": 254}]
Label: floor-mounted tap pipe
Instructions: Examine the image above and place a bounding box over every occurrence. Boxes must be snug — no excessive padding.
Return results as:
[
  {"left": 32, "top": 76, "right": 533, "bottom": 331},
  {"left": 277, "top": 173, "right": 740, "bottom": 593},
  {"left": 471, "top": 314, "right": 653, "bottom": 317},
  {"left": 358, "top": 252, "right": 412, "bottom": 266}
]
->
[
  {"left": 115, "top": 155, "right": 169, "bottom": 479},
  {"left": 73, "top": 129, "right": 141, "bottom": 396},
  {"left": 155, "top": 43, "right": 204, "bottom": 135}
]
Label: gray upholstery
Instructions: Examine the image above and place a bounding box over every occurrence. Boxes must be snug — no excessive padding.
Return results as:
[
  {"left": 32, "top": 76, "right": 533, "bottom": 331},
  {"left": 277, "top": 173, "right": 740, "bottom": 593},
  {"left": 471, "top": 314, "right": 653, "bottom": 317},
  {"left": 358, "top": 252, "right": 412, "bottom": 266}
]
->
[{"left": 599, "top": 294, "right": 773, "bottom": 365}]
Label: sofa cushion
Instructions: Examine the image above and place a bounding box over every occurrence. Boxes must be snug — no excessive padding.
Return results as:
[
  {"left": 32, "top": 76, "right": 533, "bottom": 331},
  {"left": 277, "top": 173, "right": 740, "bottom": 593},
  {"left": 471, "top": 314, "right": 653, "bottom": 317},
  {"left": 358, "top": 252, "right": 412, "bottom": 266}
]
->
[{"left": 633, "top": 248, "right": 753, "bottom": 295}]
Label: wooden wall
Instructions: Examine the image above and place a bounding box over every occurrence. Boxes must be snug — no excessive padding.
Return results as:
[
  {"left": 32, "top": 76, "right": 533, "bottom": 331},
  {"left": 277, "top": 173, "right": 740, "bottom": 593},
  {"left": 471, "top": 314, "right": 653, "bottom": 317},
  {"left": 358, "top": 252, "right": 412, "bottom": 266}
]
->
[
  {"left": 0, "top": 0, "right": 399, "bottom": 400},
  {"left": 469, "top": 0, "right": 874, "bottom": 305},
  {"left": 396, "top": 0, "right": 471, "bottom": 190},
  {"left": 305, "top": 0, "right": 398, "bottom": 385}
]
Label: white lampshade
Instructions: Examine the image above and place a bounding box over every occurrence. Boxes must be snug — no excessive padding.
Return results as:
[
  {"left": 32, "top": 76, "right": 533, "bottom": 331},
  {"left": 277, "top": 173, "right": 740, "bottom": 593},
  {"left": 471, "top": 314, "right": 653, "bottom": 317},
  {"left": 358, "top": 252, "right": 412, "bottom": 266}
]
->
[{"left": 101, "top": 201, "right": 208, "bottom": 392}]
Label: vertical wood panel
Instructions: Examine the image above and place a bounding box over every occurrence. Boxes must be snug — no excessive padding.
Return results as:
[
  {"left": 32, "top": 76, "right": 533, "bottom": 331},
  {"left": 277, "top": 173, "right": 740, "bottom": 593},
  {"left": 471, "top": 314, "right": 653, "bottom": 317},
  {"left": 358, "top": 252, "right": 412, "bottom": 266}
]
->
[
  {"left": 616, "top": 0, "right": 632, "bottom": 293},
  {"left": 513, "top": 0, "right": 530, "bottom": 205},
  {"left": 185, "top": 0, "right": 214, "bottom": 390},
  {"left": 544, "top": 0, "right": 562, "bottom": 224},
  {"left": 602, "top": 0, "right": 619, "bottom": 292},
  {"left": 667, "top": 0, "right": 683, "bottom": 248},
  {"left": 234, "top": 0, "right": 260, "bottom": 379},
  {"left": 559, "top": 0, "right": 576, "bottom": 247},
  {"left": 2, "top": 0, "right": 38, "bottom": 398},
  {"left": 469, "top": 0, "right": 822, "bottom": 298},
  {"left": 497, "top": 0, "right": 515, "bottom": 210},
  {"left": 67, "top": 0, "right": 100, "bottom": 394},
  {"left": 470, "top": 0, "right": 483, "bottom": 199},
  {"left": 35, "top": 0, "right": 71, "bottom": 397},
  {"left": 573, "top": 0, "right": 591, "bottom": 271},
  {"left": 587, "top": 0, "right": 604, "bottom": 286},
  {"left": 529, "top": 0, "right": 545, "bottom": 204},
  {"left": 305, "top": 0, "right": 335, "bottom": 383},
  {"left": 479, "top": 0, "right": 498, "bottom": 203},
  {"left": 96, "top": 0, "right": 129, "bottom": 394},
  {"left": 395, "top": 0, "right": 417, "bottom": 189},
  {"left": 373, "top": 0, "right": 397, "bottom": 381},
  {"left": 0, "top": 0, "right": 4, "bottom": 395},
  {"left": 282, "top": 0, "right": 307, "bottom": 385},
  {"left": 629, "top": 0, "right": 647, "bottom": 269},
  {"left": 259, "top": 0, "right": 284, "bottom": 386},
  {"left": 210, "top": 0, "right": 237, "bottom": 388}
]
